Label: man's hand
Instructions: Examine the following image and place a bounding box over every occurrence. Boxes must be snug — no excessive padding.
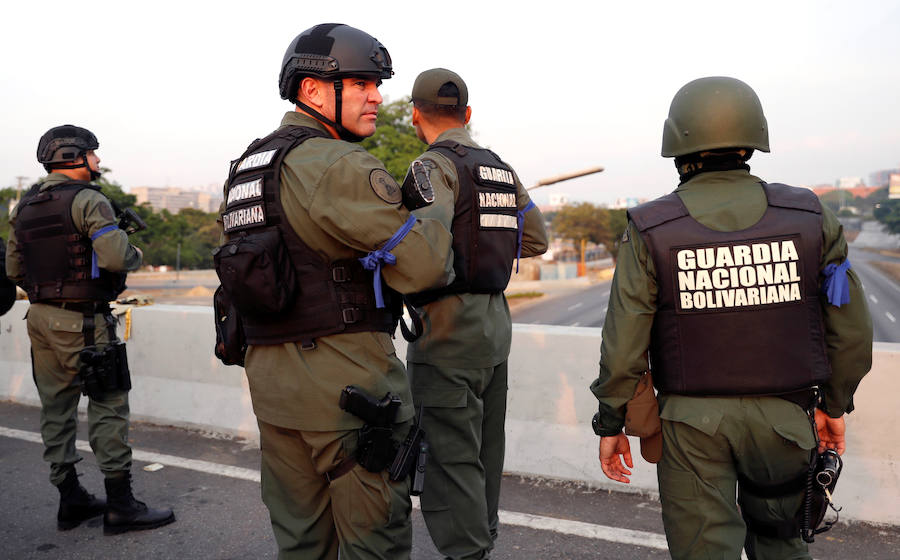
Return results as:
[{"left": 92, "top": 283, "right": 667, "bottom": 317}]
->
[
  {"left": 598, "top": 433, "right": 633, "bottom": 483},
  {"left": 814, "top": 408, "right": 846, "bottom": 455}
]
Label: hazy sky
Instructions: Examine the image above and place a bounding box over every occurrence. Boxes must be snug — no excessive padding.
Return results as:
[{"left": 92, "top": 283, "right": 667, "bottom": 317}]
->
[{"left": 2, "top": 1, "right": 899, "bottom": 206}]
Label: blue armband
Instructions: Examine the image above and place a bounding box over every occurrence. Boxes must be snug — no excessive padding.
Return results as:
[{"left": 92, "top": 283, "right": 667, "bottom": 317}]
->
[
  {"left": 822, "top": 259, "right": 852, "bottom": 307},
  {"left": 359, "top": 215, "right": 417, "bottom": 308},
  {"left": 89, "top": 225, "right": 119, "bottom": 279},
  {"left": 515, "top": 200, "right": 536, "bottom": 273}
]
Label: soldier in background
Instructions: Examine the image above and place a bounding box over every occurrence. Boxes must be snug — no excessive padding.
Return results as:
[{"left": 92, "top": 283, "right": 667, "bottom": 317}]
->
[
  {"left": 6, "top": 125, "right": 174, "bottom": 534},
  {"left": 215, "top": 25, "right": 453, "bottom": 559},
  {"left": 590, "top": 77, "right": 872, "bottom": 559},
  {"left": 403, "top": 68, "right": 547, "bottom": 559}
]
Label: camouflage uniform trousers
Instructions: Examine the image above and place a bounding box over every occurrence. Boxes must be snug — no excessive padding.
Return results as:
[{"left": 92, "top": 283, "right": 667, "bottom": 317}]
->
[{"left": 27, "top": 303, "right": 131, "bottom": 486}]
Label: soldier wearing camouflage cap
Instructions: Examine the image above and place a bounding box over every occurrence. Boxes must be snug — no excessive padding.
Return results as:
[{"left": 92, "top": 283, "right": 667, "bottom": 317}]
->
[
  {"left": 590, "top": 77, "right": 873, "bottom": 559},
  {"left": 6, "top": 124, "right": 174, "bottom": 535},
  {"left": 403, "top": 68, "right": 547, "bottom": 559}
]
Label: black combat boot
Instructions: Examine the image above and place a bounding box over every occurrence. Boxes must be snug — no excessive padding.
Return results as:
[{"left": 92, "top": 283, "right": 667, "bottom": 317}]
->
[
  {"left": 56, "top": 467, "right": 107, "bottom": 531},
  {"left": 103, "top": 472, "right": 175, "bottom": 536}
]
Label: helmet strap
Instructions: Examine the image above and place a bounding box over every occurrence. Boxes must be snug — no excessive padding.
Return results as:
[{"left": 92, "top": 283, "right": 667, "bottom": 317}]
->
[
  {"left": 48, "top": 154, "right": 100, "bottom": 180},
  {"left": 291, "top": 79, "right": 365, "bottom": 143}
]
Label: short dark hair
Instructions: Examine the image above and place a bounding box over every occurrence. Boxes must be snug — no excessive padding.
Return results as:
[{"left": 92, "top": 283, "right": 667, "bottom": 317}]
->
[{"left": 413, "top": 82, "right": 467, "bottom": 122}]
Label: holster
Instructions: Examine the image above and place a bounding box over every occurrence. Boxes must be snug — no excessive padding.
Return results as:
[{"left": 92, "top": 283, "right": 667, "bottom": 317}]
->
[{"left": 78, "top": 308, "right": 131, "bottom": 399}]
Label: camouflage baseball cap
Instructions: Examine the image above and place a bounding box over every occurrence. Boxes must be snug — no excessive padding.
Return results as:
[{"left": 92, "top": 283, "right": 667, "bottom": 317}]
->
[{"left": 411, "top": 68, "right": 468, "bottom": 106}]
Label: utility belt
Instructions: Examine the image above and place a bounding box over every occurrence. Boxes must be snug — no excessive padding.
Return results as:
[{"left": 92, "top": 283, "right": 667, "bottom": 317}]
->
[
  {"left": 327, "top": 386, "right": 427, "bottom": 496},
  {"left": 738, "top": 388, "right": 843, "bottom": 543},
  {"left": 66, "top": 302, "right": 131, "bottom": 399}
]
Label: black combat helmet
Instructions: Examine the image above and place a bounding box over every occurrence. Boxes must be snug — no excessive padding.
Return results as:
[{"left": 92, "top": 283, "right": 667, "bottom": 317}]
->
[
  {"left": 36, "top": 124, "right": 101, "bottom": 179},
  {"left": 661, "top": 76, "right": 769, "bottom": 158},
  {"left": 278, "top": 23, "right": 392, "bottom": 142}
]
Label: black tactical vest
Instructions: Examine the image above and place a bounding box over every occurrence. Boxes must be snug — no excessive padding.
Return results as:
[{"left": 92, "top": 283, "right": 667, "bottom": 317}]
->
[
  {"left": 408, "top": 141, "right": 519, "bottom": 306},
  {"left": 14, "top": 181, "right": 125, "bottom": 303},
  {"left": 217, "top": 125, "right": 400, "bottom": 347},
  {"left": 628, "top": 182, "right": 831, "bottom": 396}
]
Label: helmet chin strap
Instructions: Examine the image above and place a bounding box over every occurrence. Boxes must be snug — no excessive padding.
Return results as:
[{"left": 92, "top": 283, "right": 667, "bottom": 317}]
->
[
  {"left": 51, "top": 154, "right": 101, "bottom": 180},
  {"left": 293, "top": 80, "right": 366, "bottom": 143}
]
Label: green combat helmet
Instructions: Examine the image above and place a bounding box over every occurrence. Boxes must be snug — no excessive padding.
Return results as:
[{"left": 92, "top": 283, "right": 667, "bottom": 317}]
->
[{"left": 661, "top": 76, "right": 769, "bottom": 157}]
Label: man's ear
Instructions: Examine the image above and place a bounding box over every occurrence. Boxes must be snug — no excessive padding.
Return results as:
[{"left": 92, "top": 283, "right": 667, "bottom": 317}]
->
[
  {"left": 411, "top": 106, "right": 421, "bottom": 126},
  {"left": 464, "top": 106, "right": 472, "bottom": 125},
  {"left": 299, "top": 77, "right": 325, "bottom": 109}
]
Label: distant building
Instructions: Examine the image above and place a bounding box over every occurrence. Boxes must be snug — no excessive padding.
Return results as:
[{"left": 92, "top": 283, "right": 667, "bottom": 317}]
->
[
  {"left": 130, "top": 186, "right": 221, "bottom": 214},
  {"left": 836, "top": 177, "right": 863, "bottom": 189},
  {"left": 870, "top": 168, "right": 900, "bottom": 187},
  {"left": 890, "top": 173, "right": 900, "bottom": 200},
  {"left": 610, "top": 197, "right": 647, "bottom": 209}
]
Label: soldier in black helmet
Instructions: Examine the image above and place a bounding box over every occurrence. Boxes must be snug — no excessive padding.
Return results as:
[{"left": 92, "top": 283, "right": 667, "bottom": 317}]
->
[
  {"left": 589, "top": 77, "right": 873, "bottom": 559},
  {"left": 6, "top": 125, "right": 175, "bottom": 535},
  {"left": 214, "top": 24, "right": 452, "bottom": 559}
]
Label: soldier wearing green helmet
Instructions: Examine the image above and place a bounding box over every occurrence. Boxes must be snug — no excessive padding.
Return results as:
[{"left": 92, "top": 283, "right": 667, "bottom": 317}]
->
[{"left": 590, "top": 76, "right": 872, "bottom": 559}]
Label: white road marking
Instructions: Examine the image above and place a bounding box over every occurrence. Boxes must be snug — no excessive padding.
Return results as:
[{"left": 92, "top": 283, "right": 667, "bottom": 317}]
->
[
  {"left": 887, "top": 312, "right": 896, "bottom": 323},
  {"left": 2, "top": 425, "right": 675, "bottom": 552},
  {"left": 0, "top": 426, "right": 261, "bottom": 482},
  {"left": 568, "top": 302, "right": 584, "bottom": 311},
  {"left": 571, "top": 322, "right": 581, "bottom": 327},
  {"left": 869, "top": 294, "right": 879, "bottom": 304}
]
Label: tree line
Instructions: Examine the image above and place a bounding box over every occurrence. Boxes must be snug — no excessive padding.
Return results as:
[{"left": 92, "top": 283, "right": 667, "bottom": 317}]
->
[{"left": 3, "top": 103, "right": 898, "bottom": 267}]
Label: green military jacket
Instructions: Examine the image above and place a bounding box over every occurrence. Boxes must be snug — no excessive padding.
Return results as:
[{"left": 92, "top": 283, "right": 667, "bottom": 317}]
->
[
  {"left": 405, "top": 128, "right": 548, "bottom": 368},
  {"left": 6, "top": 173, "right": 142, "bottom": 285},
  {"left": 590, "top": 169, "right": 873, "bottom": 433},
  {"left": 233, "top": 112, "right": 454, "bottom": 431}
]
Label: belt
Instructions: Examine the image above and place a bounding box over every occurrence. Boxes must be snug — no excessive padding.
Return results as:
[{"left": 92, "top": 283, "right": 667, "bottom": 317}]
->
[{"left": 40, "top": 301, "right": 111, "bottom": 314}]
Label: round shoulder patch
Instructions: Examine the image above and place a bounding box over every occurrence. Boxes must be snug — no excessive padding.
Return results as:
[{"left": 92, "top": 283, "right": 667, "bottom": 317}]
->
[{"left": 369, "top": 169, "right": 403, "bottom": 204}]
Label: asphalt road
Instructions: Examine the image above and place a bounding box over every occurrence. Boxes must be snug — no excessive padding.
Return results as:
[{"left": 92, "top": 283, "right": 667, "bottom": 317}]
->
[
  {"left": 850, "top": 248, "right": 900, "bottom": 343},
  {"left": 2, "top": 401, "right": 898, "bottom": 560}
]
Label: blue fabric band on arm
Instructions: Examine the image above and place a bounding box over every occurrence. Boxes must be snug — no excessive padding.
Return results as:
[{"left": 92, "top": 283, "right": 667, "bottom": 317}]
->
[
  {"left": 822, "top": 259, "right": 852, "bottom": 307},
  {"left": 359, "top": 215, "right": 417, "bottom": 308},
  {"left": 515, "top": 200, "right": 536, "bottom": 273},
  {"left": 89, "top": 225, "right": 120, "bottom": 279}
]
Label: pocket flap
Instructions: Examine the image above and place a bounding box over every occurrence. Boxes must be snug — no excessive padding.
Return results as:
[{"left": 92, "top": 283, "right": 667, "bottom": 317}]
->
[{"left": 419, "top": 386, "right": 467, "bottom": 408}]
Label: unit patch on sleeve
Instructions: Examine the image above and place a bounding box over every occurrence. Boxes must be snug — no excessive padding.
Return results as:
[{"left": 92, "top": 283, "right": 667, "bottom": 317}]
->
[
  {"left": 369, "top": 168, "right": 403, "bottom": 204},
  {"left": 673, "top": 236, "right": 804, "bottom": 312}
]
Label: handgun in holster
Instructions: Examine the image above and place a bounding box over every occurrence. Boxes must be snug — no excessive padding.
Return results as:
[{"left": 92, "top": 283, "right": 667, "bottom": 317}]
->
[
  {"left": 339, "top": 385, "right": 428, "bottom": 492},
  {"left": 78, "top": 341, "right": 131, "bottom": 399},
  {"left": 340, "top": 386, "right": 401, "bottom": 472}
]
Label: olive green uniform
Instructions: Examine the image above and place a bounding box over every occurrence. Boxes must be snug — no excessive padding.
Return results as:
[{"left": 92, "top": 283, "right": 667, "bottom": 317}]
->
[
  {"left": 406, "top": 128, "right": 548, "bottom": 559},
  {"left": 6, "top": 173, "right": 142, "bottom": 486},
  {"left": 590, "top": 169, "right": 872, "bottom": 559},
  {"left": 235, "top": 112, "right": 454, "bottom": 560}
]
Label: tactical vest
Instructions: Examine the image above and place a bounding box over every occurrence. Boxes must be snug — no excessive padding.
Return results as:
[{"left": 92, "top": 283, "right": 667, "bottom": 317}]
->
[
  {"left": 14, "top": 181, "right": 125, "bottom": 303},
  {"left": 628, "top": 182, "right": 831, "bottom": 396},
  {"left": 218, "top": 125, "right": 400, "bottom": 346},
  {"left": 408, "top": 141, "right": 519, "bottom": 306}
]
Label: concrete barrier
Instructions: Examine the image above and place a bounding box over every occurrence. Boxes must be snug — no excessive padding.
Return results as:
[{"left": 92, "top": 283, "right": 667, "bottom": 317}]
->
[{"left": 1, "top": 300, "right": 897, "bottom": 525}]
